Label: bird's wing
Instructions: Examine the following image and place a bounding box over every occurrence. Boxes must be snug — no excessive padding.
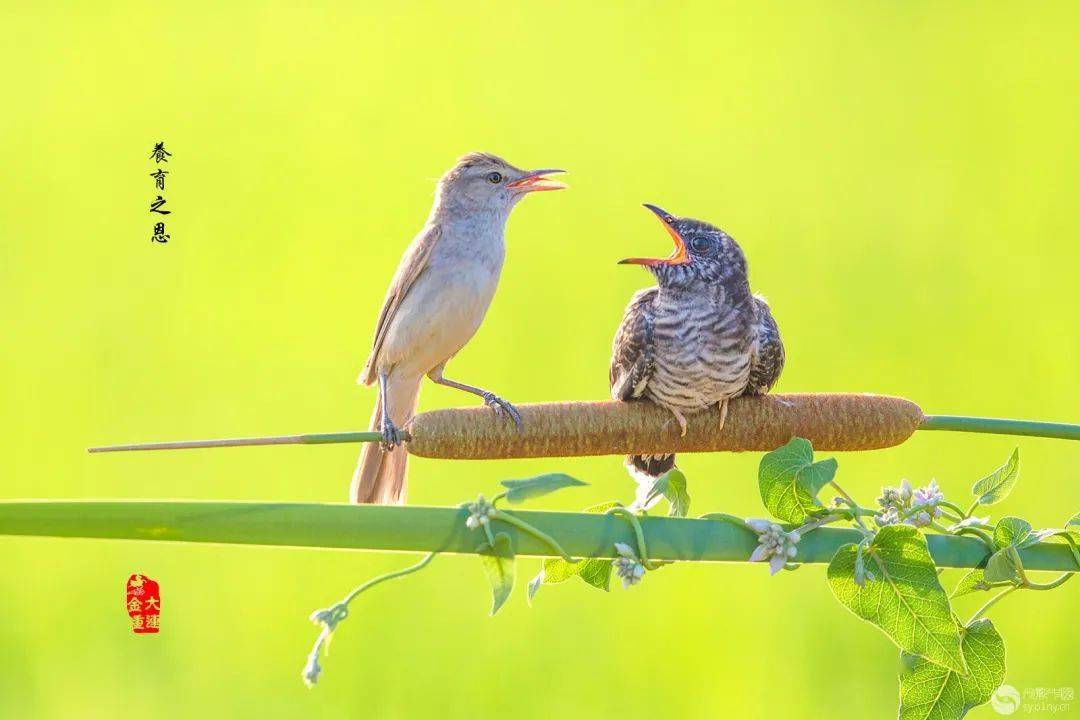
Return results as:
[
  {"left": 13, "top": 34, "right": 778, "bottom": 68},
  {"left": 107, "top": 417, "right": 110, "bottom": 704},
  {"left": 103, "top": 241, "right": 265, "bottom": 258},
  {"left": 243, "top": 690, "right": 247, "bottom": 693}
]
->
[
  {"left": 358, "top": 224, "right": 441, "bottom": 385},
  {"left": 743, "top": 294, "right": 785, "bottom": 396},
  {"left": 609, "top": 287, "right": 658, "bottom": 401}
]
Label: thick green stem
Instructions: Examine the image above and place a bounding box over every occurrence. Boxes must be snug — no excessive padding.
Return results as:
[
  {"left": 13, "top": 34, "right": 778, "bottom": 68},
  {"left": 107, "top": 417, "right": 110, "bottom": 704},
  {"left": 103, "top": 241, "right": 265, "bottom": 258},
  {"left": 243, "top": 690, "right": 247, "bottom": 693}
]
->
[{"left": 0, "top": 500, "right": 1077, "bottom": 570}]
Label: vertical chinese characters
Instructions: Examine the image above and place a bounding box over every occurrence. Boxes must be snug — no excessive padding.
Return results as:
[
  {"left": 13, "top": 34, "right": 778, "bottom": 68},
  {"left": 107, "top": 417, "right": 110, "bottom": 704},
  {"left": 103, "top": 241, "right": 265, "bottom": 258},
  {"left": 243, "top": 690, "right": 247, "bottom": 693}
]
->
[{"left": 149, "top": 142, "right": 172, "bottom": 243}]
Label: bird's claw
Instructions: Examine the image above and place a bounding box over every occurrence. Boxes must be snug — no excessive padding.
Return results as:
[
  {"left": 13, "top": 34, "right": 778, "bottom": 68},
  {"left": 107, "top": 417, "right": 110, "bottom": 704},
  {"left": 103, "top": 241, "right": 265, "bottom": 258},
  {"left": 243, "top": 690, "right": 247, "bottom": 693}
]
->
[
  {"left": 380, "top": 419, "right": 404, "bottom": 451},
  {"left": 482, "top": 391, "right": 524, "bottom": 432}
]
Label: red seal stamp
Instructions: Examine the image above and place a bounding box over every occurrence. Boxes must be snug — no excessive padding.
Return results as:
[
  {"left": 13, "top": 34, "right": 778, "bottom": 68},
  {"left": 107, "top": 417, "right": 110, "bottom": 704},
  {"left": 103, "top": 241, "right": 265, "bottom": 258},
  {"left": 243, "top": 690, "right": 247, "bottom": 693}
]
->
[{"left": 125, "top": 574, "right": 161, "bottom": 634}]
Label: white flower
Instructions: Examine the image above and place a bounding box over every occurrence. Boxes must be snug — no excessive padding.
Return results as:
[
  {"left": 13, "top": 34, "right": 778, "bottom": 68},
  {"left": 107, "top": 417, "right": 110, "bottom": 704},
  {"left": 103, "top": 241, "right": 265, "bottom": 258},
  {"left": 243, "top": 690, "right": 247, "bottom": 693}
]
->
[
  {"left": 302, "top": 647, "right": 323, "bottom": 687},
  {"left": 747, "top": 518, "right": 799, "bottom": 575},
  {"left": 913, "top": 479, "right": 944, "bottom": 509},
  {"left": 465, "top": 495, "right": 494, "bottom": 530},
  {"left": 874, "top": 507, "right": 900, "bottom": 527},
  {"left": 875, "top": 479, "right": 948, "bottom": 528},
  {"left": 613, "top": 542, "right": 647, "bottom": 588},
  {"left": 909, "top": 510, "right": 933, "bottom": 528},
  {"left": 899, "top": 479, "right": 914, "bottom": 503}
]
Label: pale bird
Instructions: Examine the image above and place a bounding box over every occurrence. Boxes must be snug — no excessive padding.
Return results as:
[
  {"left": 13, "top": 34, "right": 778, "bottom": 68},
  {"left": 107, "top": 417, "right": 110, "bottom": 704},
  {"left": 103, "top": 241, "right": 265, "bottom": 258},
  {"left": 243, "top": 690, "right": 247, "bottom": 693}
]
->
[{"left": 352, "top": 152, "right": 566, "bottom": 504}]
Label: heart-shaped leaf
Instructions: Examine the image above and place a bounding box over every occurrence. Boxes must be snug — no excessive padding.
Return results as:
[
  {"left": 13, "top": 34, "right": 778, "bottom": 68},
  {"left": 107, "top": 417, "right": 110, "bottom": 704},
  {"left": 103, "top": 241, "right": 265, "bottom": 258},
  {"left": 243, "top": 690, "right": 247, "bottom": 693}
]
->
[
  {"left": 759, "top": 438, "right": 837, "bottom": 523},
  {"left": 983, "top": 516, "right": 1036, "bottom": 584},
  {"left": 899, "top": 619, "right": 1006, "bottom": 719},
  {"left": 640, "top": 469, "right": 692, "bottom": 517},
  {"left": 829, "top": 525, "right": 966, "bottom": 674},
  {"left": 539, "top": 502, "right": 620, "bottom": 592},
  {"left": 477, "top": 532, "right": 515, "bottom": 615},
  {"left": 500, "top": 473, "right": 587, "bottom": 504},
  {"left": 993, "top": 517, "right": 1032, "bottom": 549},
  {"left": 577, "top": 559, "right": 613, "bottom": 590},
  {"left": 983, "top": 548, "right": 1023, "bottom": 584},
  {"left": 971, "top": 449, "right": 1020, "bottom": 506}
]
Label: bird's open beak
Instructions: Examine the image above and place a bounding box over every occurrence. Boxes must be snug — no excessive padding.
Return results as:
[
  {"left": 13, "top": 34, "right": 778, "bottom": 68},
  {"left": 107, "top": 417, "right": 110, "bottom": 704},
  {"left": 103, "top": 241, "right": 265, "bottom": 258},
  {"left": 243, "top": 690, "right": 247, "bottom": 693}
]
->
[
  {"left": 619, "top": 204, "right": 689, "bottom": 266},
  {"left": 507, "top": 168, "right": 567, "bottom": 192}
]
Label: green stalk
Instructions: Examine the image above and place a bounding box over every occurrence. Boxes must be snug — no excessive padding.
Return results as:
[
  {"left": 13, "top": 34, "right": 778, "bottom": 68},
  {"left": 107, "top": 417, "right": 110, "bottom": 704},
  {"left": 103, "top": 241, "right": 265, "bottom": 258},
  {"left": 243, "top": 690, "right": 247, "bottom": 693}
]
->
[
  {"left": 1, "top": 500, "right": 1077, "bottom": 571},
  {"left": 920, "top": 415, "right": 1080, "bottom": 441}
]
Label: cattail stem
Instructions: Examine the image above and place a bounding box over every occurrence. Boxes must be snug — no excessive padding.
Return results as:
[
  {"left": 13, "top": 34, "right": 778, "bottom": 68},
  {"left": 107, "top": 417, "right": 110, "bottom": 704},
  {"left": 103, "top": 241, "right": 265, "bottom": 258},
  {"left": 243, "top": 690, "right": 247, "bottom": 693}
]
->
[
  {"left": 87, "top": 396, "right": 1079, "bottom": 458},
  {"left": 0, "top": 501, "right": 1076, "bottom": 571},
  {"left": 918, "top": 415, "right": 1080, "bottom": 441}
]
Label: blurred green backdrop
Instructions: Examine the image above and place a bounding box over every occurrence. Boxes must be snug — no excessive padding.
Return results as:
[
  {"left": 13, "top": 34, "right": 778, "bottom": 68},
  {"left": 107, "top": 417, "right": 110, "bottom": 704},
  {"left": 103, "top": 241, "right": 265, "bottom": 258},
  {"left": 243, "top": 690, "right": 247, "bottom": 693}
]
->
[{"left": 1, "top": 1, "right": 1077, "bottom": 717}]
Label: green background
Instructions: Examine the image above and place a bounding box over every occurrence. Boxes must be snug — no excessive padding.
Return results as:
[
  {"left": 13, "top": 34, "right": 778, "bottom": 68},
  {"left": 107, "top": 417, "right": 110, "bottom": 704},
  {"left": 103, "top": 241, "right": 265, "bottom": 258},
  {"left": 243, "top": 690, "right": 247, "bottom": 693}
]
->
[{"left": 1, "top": 1, "right": 1077, "bottom": 717}]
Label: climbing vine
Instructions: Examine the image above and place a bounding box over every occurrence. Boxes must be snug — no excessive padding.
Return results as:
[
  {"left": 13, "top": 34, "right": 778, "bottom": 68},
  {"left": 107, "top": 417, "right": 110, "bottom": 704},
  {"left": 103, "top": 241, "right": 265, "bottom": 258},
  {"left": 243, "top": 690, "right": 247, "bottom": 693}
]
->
[{"left": 303, "top": 441, "right": 1079, "bottom": 720}]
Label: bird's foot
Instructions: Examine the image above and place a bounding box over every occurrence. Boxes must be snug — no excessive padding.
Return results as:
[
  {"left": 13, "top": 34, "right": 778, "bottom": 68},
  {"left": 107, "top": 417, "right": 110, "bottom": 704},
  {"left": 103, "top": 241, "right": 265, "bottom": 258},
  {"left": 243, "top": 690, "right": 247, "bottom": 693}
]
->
[
  {"left": 717, "top": 398, "right": 730, "bottom": 431},
  {"left": 379, "top": 418, "right": 404, "bottom": 452},
  {"left": 482, "top": 391, "right": 524, "bottom": 432},
  {"left": 669, "top": 407, "right": 688, "bottom": 437}
]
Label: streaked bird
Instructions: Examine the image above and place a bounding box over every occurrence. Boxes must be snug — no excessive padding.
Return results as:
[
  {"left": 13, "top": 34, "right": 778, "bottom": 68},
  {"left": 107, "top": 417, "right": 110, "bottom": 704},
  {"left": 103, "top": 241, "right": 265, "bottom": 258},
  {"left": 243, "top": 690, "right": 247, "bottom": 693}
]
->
[
  {"left": 609, "top": 204, "right": 784, "bottom": 484},
  {"left": 353, "top": 152, "right": 566, "bottom": 504}
]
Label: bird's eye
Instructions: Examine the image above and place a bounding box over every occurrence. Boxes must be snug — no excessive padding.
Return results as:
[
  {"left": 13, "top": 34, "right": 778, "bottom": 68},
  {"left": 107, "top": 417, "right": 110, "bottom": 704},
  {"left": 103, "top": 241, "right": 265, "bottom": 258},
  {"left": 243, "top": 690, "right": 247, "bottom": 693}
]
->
[
  {"left": 689, "top": 237, "right": 713, "bottom": 254},
  {"left": 486, "top": 171, "right": 503, "bottom": 184}
]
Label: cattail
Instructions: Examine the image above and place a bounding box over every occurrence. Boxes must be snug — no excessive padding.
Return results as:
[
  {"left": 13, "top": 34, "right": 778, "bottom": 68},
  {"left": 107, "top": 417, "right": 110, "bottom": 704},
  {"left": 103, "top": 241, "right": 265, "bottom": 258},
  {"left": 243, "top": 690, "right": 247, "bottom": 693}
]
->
[{"left": 406, "top": 394, "right": 922, "bottom": 459}]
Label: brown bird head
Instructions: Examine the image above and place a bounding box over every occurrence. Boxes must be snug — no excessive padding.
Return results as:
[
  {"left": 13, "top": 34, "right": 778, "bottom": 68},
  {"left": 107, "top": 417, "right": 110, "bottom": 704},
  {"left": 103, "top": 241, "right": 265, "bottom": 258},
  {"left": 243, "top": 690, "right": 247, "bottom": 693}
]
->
[
  {"left": 435, "top": 152, "right": 566, "bottom": 214},
  {"left": 619, "top": 204, "right": 747, "bottom": 287}
]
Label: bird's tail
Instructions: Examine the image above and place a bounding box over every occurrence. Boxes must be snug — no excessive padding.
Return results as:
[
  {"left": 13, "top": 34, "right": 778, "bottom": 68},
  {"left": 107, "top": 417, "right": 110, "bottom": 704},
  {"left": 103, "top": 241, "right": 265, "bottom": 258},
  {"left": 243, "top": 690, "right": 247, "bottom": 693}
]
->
[
  {"left": 625, "top": 453, "right": 676, "bottom": 482},
  {"left": 350, "top": 372, "right": 422, "bottom": 505}
]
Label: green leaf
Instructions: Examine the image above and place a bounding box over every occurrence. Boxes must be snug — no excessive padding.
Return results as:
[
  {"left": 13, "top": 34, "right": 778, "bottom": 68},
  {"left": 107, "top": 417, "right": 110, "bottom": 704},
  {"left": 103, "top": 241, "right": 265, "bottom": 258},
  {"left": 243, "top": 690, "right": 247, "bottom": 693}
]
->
[
  {"left": 899, "top": 619, "right": 1007, "bottom": 720},
  {"left": 993, "top": 517, "right": 1032, "bottom": 550},
  {"left": 578, "top": 559, "right": 613, "bottom": 590},
  {"left": 499, "top": 473, "right": 587, "bottom": 504},
  {"left": 984, "top": 548, "right": 1023, "bottom": 584},
  {"left": 828, "top": 525, "right": 966, "bottom": 674},
  {"left": 663, "top": 469, "right": 691, "bottom": 517},
  {"left": 970, "top": 448, "right": 1020, "bottom": 506},
  {"left": 1065, "top": 512, "right": 1079, "bottom": 541},
  {"left": 541, "top": 557, "right": 585, "bottom": 584},
  {"left": 477, "top": 532, "right": 515, "bottom": 615},
  {"left": 983, "top": 517, "right": 1034, "bottom": 583},
  {"left": 641, "top": 469, "right": 692, "bottom": 517},
  {"left": 758, "top": 437, "right": 838, "bottom": 523},
  {"left": 539, "top": 502, "right": 619, "bottom": 592},
  {"left": 951, "top": 569, "right": 992, "bottom": 598}
]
